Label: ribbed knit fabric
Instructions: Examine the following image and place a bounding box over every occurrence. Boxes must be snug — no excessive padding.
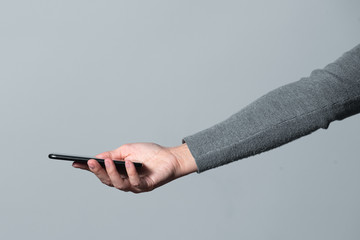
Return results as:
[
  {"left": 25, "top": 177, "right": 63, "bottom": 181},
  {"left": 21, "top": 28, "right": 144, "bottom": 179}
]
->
[{"left": 184, "top": 44, "right": 360, "bottom": 173}]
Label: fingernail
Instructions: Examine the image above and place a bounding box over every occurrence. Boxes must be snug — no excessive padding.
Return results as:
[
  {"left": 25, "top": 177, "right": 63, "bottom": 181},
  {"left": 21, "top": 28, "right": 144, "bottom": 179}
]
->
[
  {"left": 105, "top": 159, "right": 111, "bottom": 167},
  {"left": 125, "top": 160, "right": 131, "bottom": 168},
  {"left": 89, "top": 163, "right": 95, "bottom": 170}
]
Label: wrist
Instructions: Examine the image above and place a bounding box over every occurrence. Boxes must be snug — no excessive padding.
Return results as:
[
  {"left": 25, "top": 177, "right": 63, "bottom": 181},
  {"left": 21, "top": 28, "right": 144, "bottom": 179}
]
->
[{"left": 168, "top": 143, "right": 198, "bottom": 177}]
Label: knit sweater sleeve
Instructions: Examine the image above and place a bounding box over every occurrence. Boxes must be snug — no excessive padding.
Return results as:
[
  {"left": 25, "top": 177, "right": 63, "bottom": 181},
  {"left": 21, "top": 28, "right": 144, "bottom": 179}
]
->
[{"left": 183, "top": 44, "right": 360, "bottom": 173}]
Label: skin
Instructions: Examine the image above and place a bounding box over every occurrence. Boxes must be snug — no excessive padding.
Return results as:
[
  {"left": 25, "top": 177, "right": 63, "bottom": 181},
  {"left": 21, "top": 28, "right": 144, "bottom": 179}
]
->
[{"left": 72, "top": 143, "right": 197, "bottom": 193}]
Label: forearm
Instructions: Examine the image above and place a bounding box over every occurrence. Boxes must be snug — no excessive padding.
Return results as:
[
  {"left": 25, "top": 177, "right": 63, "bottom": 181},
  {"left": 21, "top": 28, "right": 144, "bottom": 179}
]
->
[{"left": 184, "top": 44, "right": 360, "bottom": 173}]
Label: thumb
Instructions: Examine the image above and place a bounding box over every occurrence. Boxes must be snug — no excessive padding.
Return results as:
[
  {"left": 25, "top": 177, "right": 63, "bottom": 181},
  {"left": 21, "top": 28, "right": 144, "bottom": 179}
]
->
[
  {"left": 95, "top": 146, "right": 128, "bottom": 160},
  {"left": 95, "top": 151, "right": 114, "bottom": 159}
]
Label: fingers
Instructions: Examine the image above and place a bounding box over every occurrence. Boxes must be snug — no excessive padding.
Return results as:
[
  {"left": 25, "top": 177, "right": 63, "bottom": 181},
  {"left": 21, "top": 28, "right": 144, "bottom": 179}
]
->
[
  {"left": 104, "top": 159, "right": 147, "bottom": 193},
  {"left": 125, "top": 160, "right": 145, "bottom": 191},
  {"left": 72, "top": 162, "right": 90, "bottom": 171},
  {"left": 72, "top": 151, "right": 112, "bottom": 171},
  {"left": 75, "top": 149, "right": 147, "bottom": 193},
  {"left": 104, "top": 158, "right": 130, "bottom": 191},
  {"left": 87, "top": 159, "right": 113, "bottom": 186}
]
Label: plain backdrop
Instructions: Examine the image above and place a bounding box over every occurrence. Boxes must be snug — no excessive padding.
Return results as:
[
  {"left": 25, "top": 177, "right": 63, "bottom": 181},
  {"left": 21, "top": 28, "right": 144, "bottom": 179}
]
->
[{"left": 1, "top": 1, "right": 360, "bottom": 239}]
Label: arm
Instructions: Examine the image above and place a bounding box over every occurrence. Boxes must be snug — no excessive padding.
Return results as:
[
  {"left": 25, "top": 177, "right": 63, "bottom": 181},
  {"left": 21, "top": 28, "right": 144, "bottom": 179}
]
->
[
  {"left": 74, "top": 44, "right": 360, "bottom": 192},
  {"left": 184, "top": 44, "right": 360, "bottom": 172}
]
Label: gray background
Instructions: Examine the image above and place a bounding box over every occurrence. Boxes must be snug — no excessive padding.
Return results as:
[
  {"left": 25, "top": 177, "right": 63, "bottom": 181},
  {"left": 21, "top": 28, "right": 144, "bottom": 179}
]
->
[{"left": 1, "top": 0, "right": 360, "bottom": 239}]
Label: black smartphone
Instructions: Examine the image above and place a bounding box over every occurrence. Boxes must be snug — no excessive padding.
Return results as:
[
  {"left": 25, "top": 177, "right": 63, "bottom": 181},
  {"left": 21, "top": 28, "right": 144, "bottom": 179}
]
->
[{"left": 48, "top": 153, "right": 142, "bottom": 170}]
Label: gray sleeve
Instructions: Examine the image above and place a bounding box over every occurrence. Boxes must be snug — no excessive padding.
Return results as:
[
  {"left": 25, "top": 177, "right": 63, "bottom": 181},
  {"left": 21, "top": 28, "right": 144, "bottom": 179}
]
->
[{"left": 183, "top": 44, "right": 360, "bottom": 173}]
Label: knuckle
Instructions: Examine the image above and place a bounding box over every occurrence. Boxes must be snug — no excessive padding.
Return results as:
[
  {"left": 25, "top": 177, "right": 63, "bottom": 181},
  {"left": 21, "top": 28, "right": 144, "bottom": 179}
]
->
[
  {"left": 131, "top": 189, "right": 141, "bottom": 194},
  {"left": 119, "top": 144, "right": 132, "bottom": 153},
  {"left": 101, "top": 179, "right": 112, "bottom": 187},
  {"left": 91, "top": 166, "right": 101, "bottom": 174},
  {"left": 132, "top": 181, "right": 141, "bottom": 188},
  {"left": 119, "top": 174, "right": 127, "bottom": 179},
  {"left": 114, "top": 184, "right": 127, "bottom": 191}
]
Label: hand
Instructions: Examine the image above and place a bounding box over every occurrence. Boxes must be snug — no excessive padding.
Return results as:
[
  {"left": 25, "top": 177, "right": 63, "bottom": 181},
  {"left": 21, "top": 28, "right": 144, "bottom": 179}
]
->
[{"left": 73, "top": 143, "right": 197, "bottom": 193}]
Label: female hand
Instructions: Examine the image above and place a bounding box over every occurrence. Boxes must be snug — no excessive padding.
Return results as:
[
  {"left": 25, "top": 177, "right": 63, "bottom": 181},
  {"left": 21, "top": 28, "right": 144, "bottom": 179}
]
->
[{"left": 73, "top": 143, "right": 197, "bottom": 193}]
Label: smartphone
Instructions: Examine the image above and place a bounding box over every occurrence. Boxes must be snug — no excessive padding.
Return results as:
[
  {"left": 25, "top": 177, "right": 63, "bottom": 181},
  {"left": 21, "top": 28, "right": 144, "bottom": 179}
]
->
[{"left": 48, "top": 153, "right": 142, "bottom": 170}]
